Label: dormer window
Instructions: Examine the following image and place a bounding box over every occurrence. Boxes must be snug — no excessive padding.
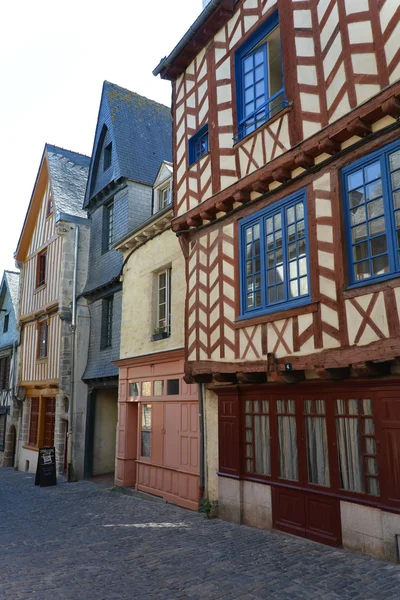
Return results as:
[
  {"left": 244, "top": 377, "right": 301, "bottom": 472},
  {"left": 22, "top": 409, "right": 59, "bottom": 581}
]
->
[
  {"left": 3, "top": 314, "right": 9, "bottom": 333},
  {"left": 103, "top": 142, "right": 112, "bottom": 172},
  {"left": 159, "top": 185, "right": 171, "bottom": 211}
]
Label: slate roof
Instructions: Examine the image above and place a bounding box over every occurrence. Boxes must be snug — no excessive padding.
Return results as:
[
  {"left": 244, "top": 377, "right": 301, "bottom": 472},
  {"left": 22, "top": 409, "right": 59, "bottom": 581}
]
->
[
  {"left": 46, "top": 145, "right": 90, "bottom": 219},
  {"left": 4, "top": 271, "right": 20, "bottom": 315},
  {"left": 84, "top": 82, "right": 172, "bottom": 208}
]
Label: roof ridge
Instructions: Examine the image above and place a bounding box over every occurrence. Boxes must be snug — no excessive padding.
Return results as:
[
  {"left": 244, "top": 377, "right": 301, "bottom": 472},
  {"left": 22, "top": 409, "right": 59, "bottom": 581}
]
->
[
  {"left": 46, "top": 144, "right": 90, "bottom": 160},
  {"left": 103, "top": 80, "right": 171, "bottom": 111}
]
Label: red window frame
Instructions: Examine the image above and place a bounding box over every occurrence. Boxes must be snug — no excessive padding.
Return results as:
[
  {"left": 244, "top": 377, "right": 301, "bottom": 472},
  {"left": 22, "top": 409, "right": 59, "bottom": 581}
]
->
[
  {"left": 28, "top": 398, "right": 40, "bottom": 447},
  {"left": 36, "top": 250, "right": 47, "bottom": 288}
]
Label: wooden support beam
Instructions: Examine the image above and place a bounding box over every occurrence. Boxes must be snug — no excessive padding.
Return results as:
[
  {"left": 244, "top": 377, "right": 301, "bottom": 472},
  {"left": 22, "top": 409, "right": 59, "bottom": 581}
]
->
[
  {"left": 183, "top": 373, "right": 195, "bottom": 384},
  {"left": 314, "top": 366, "right": 350, "bottom": 380},
  {"left": 381, "top": 96, "right": 400, "bottom": 118},
  {"left": 193, "top": 373, "right": 213, "bottom": 384},
  {"left": 294, "top": 152, "right": 314, "bottom": 169},
  {"left": 187, "top": 215, "right": 202, "bottom": 228},
  {"left": 272, "top": 167, "right": 291, "bottom": 183},
  {"left": 350, "top": 361, "right": 390, "bottom": 378},
  {"left": 233, "top": 190, "right": 251, "bottom": 204},
  {"left": 267, "top": 352, "right": 285, "bottom": 383},
  {"left": 212, "top": 372, "right": 237, "bottom": 383},
  {"left": 318, "top": 137, "right": 340, "bottom": 155},
  {"left": 200, "top": 208, "right": 217, "bottom": 222},
  {"left": 237, "top": 371, "right": 267, "bottom": 384},
  {"left": 347, "top": 117, "right": 371, "bottom": 137},
  {"left": 215, "top": 197, "right": 235, "bottom": 213}
]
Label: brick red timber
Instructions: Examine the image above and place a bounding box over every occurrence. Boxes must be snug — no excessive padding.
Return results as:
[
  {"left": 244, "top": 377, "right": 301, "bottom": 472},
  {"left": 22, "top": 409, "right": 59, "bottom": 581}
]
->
[{"left": 207, "top": 43, "right": 221, "bottom": 195}]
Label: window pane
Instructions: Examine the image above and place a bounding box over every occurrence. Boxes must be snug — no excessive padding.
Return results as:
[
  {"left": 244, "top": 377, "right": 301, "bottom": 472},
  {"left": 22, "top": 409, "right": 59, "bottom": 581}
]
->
[
  {"left": 142, "top": 382, "right": 152, "bottom": 397},
  {"left": 306, "top": 413, "right": 330, "bottom": 486},
  {"left": 142, "top": 404, "right": 152, "bottom": 429},
  {"left": 278, "top": 414, "right": 298, "bottom": 481},
  {"left": 129, "top": 383, "right": 139, "bottom": 397},
  {"left": 367, "top": 478, "right": 380, "bottom": 496},
  {"left": 154, "top": 381, "right": 164, "bottom": 396},
  {"left": 336, "top": 416, "right": 364, "bottom": 492},
  {"left": 141, "top": 431, "right": 151, "bottom": 458},
  {"left": 364, "top": 437, "right": 376, "bottom": 454},
  {"left": 167, "top": 379, "right": 180, "bottom": 395},
  {"left": 254, "top": 414, "right": 270, "bottom": 476}
]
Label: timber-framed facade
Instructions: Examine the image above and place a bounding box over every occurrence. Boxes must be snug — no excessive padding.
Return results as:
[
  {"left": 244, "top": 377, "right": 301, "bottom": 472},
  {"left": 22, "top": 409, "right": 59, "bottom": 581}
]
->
[{"left": 155, "top": 0, "right": 400, "bottom": 560}]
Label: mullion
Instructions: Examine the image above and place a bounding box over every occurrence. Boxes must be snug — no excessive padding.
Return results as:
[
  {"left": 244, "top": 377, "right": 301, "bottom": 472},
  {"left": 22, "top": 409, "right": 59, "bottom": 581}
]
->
[{"left": 387, "top": 150, "right": 400, "bottom": 270}]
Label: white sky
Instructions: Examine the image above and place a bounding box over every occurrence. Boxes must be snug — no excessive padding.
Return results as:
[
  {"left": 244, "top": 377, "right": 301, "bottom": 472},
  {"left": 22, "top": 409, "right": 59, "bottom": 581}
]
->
[{"left": 0, "top": 0, "right": 202, "bottom": 275}]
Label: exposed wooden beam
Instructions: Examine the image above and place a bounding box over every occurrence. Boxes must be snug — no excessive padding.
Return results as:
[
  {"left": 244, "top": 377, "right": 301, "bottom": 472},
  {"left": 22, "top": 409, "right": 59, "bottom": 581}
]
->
[
  {"left": 237, "top": 371, "right": 267, "bottom": 384},
  {"left": 215, "top": 198, "right": 235, "bottom": 213},
  {"left": 347, "top": 117, "right": 371, "bottom": 137},
  {"left": 212, "top": 372, "right": 237, "bottom": 383},
  {"left": 314, "top": 366, "right": 350, "bottom": 380},
  {"left": 318, "top": 137, "right": 340, "bottom": 155},
  {"left": 294, "top": 152, "right": 314, "bottom": 169},
  {"left": 272, "top": 167, "right": 291, "bottom": 182},
  {"left": 381, "top": 96, "right": 400, "bottom": 118},
  {"left": 193, "top": 373, "right": 213, "bottom": 384}
]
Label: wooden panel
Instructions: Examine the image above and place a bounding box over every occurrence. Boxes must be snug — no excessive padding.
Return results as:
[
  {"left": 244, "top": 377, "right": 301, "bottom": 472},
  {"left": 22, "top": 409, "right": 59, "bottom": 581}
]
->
[
  {"left": 164, "top": 402, "right": 180, "bottom": 468},
  {"left": 218, "top": 392, "right": 240, "bottom": 476},
  {"left": 305, "top": 492, "right": 341, "bottom": 547},
  {"left": 136, "top": 462, "right": 200, "bottom": 511},
  {"left": 378, "top": 393, "right": 400, "bottom": 507},
  {"left": 43, "top": 397, "right": 55, "bottom": 448},
  {"left": 20, "top": 314, "right": 61, "bottom": 384},
  {"left": 272, "top": 486, "right": 306, "bottom": 538}
]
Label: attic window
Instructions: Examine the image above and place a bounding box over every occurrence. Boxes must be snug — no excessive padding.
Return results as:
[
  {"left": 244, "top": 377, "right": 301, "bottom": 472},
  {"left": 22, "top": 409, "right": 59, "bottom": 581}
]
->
[
  {"left": 104, "top": 143, "right": 112, "bottom": 172},
  {"left": 3, "top": 314, "right": 9, "bottom": 333},
  {"left": 46, "top": 194, "right": 54, "bottom": 217}
]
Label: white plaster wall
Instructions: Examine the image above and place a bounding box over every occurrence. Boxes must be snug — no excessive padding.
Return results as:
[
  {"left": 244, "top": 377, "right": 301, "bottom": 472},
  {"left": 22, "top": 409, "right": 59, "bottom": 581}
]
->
[{"left": 120, "top": 229, "right": 185, "bottom": 359}]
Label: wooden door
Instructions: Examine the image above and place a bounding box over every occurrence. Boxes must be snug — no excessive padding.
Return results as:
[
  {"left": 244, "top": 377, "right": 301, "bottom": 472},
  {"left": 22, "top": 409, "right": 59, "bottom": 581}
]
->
[{"left": 43, "top": 397, "right": 55, "bottom": 447}]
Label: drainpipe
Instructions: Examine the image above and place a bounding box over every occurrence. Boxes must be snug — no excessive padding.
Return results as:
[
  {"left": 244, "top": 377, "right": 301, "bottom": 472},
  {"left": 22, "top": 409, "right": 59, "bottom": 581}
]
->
[
  {"left": 198, "top": 383, "right": 205, "bottom": 498},
  {"left": 67, "top": 225, "right": 79, "bottom": 482}
]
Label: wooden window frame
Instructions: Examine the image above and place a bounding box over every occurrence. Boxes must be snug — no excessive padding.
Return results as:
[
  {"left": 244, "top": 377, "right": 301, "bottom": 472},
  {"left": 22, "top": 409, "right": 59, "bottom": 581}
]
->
[
  {"left": 239, "top": 189, "right": 310, "bottom": 319},
  {"left": 3, "top": 313, "right": 9, "bottom": 333},
  {"left": 188, "top": 124, "right": 209, "bottom": 166},
  {"left": 36, "top": 249, "right": 47, "bottom": 288},
  {"left": 218, "top": 382, "right": 399, "bottom": 511},
  {"left": 37, "top": 319, "right": 48, "bottom": 360},
  {"left": 234, "top": 12, "right": 286, "bottom": 142},
  {"left": 342, "top": 138, "right": 400, "bottom": 288},
  {"left": 156, "top": 268, "right": 171, "bottom": 335},
  {"left": 26, "top": 396, "right": 56, "bottom": 450},
  {"left": 158, "top": 185, "right": 171, "bottom": 211}
]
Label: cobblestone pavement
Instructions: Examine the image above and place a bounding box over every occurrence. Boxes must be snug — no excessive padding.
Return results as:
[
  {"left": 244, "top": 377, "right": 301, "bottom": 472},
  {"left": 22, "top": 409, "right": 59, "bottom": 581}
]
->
[{"left": 1, "top": 468, "right": 400, "bottom": 600}]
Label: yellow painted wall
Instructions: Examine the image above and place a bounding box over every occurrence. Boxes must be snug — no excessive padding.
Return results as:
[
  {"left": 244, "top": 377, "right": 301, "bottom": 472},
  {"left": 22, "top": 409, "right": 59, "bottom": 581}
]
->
[
  {"left": 120, "top": 228, "right": 185, "bottom": 359},
  {"left": 205, "top": 387, "right": 219, "bottom": 501}
]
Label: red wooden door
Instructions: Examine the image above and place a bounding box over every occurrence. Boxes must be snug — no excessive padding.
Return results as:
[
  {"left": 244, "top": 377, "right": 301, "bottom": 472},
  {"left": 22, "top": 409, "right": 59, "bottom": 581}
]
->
[
  {"left": 377, "top": 391, "right": 400, "bottom": 509},
  {"left": 43, "top": 397, "right": 55, "bottom": 447}
]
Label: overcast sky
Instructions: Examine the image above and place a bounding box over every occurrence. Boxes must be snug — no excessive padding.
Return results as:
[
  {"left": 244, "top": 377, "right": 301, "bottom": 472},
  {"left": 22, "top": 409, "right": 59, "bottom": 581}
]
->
[{"left": 0, "top": 0, "right": 202, "bottom": 275}]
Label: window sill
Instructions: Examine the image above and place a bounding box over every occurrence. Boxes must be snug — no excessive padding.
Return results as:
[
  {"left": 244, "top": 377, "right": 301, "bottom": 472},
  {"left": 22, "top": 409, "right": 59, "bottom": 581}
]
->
[
  {"left": 188, "top": 150, "right": 210, "bottom": 170},
  {"left": 151, "top": 332, "right": 170, "bottom": 341},
  {"left": 234, "top": 300, "right": 317, "bottom": 329},
  {"left": 234, "top": 104, "right": 292, "bottom": 148},
  {"left": 22, "top": 444, "right": 39, "bottom": 452},
  {"left": 343, "top": 274, "right": 400, "bottom": 299}
]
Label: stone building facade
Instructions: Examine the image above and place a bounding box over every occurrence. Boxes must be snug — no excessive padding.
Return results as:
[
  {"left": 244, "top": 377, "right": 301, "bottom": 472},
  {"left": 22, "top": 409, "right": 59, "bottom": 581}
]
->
[
  {"left": 15, "top": 144, "right": 90, "bottom": 477},
  {"left": 155, "top": 0, "right": 400, "bottom": 560},
  {"left": 82, "top": 82, "right": 172, "bottom": 480}
]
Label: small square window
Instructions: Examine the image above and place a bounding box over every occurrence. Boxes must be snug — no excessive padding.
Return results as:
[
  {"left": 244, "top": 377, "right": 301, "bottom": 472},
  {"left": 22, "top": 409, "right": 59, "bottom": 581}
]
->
[
  {"left": 159, "top": 186, "right": 171, "bottom": 211},
  {"left": 167, "top": 379, "right": 180, "bottom": 395},
  {"left": 188, "top": 124, "right": 209, "bottom": 166},
  {"left": 104, "top": 143, "right": 112, "bottom": 171},
  {"left": 3, "top": 314, "right": 9, "bottom": 333}
]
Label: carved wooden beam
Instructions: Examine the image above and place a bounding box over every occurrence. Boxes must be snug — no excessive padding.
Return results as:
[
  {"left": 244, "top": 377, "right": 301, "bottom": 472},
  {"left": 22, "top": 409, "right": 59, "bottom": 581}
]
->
[
  {"left": 267, "top": 352, "right": 286, "bottom": 383},
  {"left": 200, "top": 208, "right": 217, "bottom": 222},
  {"left": 251, "top": 181, "right": 269, "bottom": 194},
  {"left": 272, "top": 167, "right": 291, "bottom": 183},
  {"left": 237, "top": 371, "right": 267, "bottom": 384},
  {"left": 381, "top": 96, "right": 400, "bottom": 118},
  {"left": 183, "top": 373, "right": 195, "bottom": 384},
  {"left": 347, "top": 117, "right": 371, "bottom": 137},
  {"left": 233, "top": 190, "right": 251, "bottom": 204},
  {"left": 318, "top": 137, "right": 340, "bottom": 155},
  {"left": 186, "top": 215, "right": 203, "bottom": 228},
  {"left": 215, "top": 197, "right": 235, "bottom": 213},
  {"left": 283, "top": 370, "right": 305, "bottom": 384},
  {"left": 212, "top": 372, "right": 238, "bottom": 383},
  {"left": 294, "top": 152, "right": 314, "bottom": 169},
  {"left": 350, "top": 361, "right": 389, "bottom": 378},
  {"left": 193, "top": 373, "right": 213, "bottom": 384},
  {"left": 314, "top": 366, "right": 350, "bottom": 380}
]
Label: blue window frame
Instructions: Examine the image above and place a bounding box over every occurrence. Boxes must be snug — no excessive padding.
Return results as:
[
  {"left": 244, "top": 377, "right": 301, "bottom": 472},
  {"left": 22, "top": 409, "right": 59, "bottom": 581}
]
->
[
  {"left": 235, "top": 12, "right": 286, "bottom": 142},
  {"left": 342, "top": 140, "right": 400, "bottom": 287},
  {"left": 239, "top": 190, "right": 310, "bottom": 318},
  {"left": 188, "top": 124, "right": 209, "bottom": 166}
]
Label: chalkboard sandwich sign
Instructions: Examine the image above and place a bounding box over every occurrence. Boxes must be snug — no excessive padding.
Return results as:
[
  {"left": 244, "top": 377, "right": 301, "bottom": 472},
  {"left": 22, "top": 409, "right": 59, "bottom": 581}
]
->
[{"left": 35, "top": 447, "right": 57, "bottom": 487}]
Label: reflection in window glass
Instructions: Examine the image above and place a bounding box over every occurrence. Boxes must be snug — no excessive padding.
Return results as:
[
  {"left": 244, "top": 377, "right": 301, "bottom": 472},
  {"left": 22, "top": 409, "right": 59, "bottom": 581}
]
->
[
  {"left": 141, "top": 404, "right": 152, "bottom": 458},
  {"left": 154, "top": 380, "right": 164, "bottom": 396},
  {"left": 304, "top": 399, "right": 330, "bottom": 487},
  {"left": 277, "top": 400, "right": 298, "bottom": 481},
  {"left": 167, "top": 379, "right": 180, "bottom": 395},
  {"left": 142, "top": 382, "right": 152, "bottom": 397},
  {"left": 129, "top": 383, "right": 139, "bottom": 397}
]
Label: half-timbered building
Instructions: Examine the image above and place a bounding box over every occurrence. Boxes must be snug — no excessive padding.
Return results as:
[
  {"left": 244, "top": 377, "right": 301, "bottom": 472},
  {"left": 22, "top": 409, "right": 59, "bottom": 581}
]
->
[
  {"left": 0, "top": 270, "right": 21, "bottom": 468},
  {"left": 82, "top": 82, "right": 172, "bottom": 482},
  {"left": 114, "top": 161, "right": 200, "bottom": 509},
  {"left": 155, "top": 0, "right": 400, "bottom": 559},
  {"left": 15, "top": 144, "right": 90, "bottom": 477}
]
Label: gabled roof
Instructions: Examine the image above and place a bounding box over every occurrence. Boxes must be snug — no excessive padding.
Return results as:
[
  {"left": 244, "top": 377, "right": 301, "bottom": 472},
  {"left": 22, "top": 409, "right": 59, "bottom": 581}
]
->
[
  {"left": 15, "top": 144, "right": 90, "bottom": 261},
  {"left": 153, "top": 0, "right": 236, "bottom": 80},
  {"left": 0, "top": 271, "right": 19, "bottom": 316},
  {"left": 154, "top": 161, "right": 173, "bottom": 188},
  {"left": 84, "top": 81, "right": 173, "bottom": 209},
  {"left": 47, "top": 145, "right": 90, "bottom": 219}
]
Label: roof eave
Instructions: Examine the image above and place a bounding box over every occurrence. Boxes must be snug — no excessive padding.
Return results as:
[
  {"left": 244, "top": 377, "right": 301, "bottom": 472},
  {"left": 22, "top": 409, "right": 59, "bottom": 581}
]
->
[{"left": 153, "top": 0, "right": 236, "bottom": 81}]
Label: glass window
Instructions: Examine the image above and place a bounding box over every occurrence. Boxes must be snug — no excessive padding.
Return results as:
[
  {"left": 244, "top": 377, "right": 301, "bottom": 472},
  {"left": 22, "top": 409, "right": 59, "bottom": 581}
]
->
[
  {"left": 188, "top": 124, "right": 209, "bottom": 166},
  {"left": 103, "top": 142, "right": 112, "bottom": 171},
  {"left": 37, "top": 321, "right": 48, "bottom": 359},
  {"left": 157, "top": 268, "right": 171, "bottom": 334},
  {"left": 235, "top": 13, "right": 286, "bottom": 141},
  {"left": 167, "top": 379, "right": 180, "bottom": 395},
  {"left": 36, "top": 250, "right": 47, "bottom": 287},
  {"left": 154, "top": 380, "right": 164, "bottom": 396},
  {"left": 342, "top": 141, "right": 400, "bottom": 285},
  {"left": 141, "top": 382, "right": 152, "bottom": 397},
  {"left": 244, "top": 399, "right": 270, "bottom": 476},
  {"left": 129, "top": 383, "right": 139, "bottom": 397},
  {"left": 304, "top": 400, "right": 330, "bottom": 487},
  {"left": 277, "top": 399, "right": 298, "bottom": 481},
  {"left": 3, "top": 314, "right": 9, "bottom": 333},
  {"left": 100, "top": 296, "right": 113, "bottom": 349},
  {"left": 28, "top": 398, "right": 39, "bottom": 446},
  {"left": 102, "top": 200, "right": 114, "bottom": 253},
  {"left": 159, "top": 186, "right": 171, "bottom": 210},
  {"left": 240, "top": 190, "right": 309, "bottom": 316},
  {"left": 141, "top": 404, "right": 152, "bottom": 458},
  {"left": 335, "top": 398, "right": 379, "bottom": 496}
]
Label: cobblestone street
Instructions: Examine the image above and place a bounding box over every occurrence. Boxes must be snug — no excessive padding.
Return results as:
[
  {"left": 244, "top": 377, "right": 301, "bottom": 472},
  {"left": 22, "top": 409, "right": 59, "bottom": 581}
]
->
[{"left": 1, "top": 468, "right": 400, "bottom": 599}]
